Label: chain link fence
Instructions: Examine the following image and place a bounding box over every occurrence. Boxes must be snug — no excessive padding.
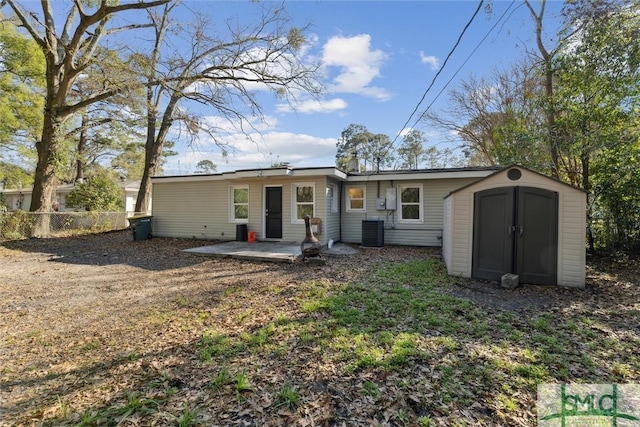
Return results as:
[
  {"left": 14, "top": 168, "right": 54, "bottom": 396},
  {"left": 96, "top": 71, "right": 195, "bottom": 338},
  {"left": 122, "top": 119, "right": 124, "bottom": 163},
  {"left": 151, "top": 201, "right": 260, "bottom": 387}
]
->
[{"left": 0, "top": 211, "right": 142, "bottom": 241}]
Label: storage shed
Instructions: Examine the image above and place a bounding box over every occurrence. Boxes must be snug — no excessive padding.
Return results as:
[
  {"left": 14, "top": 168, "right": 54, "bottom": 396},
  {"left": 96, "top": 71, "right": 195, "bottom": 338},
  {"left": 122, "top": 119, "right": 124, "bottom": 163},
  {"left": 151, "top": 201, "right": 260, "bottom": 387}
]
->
[{"left": 442, "top": 166, "right": 586, "bottom": 288}]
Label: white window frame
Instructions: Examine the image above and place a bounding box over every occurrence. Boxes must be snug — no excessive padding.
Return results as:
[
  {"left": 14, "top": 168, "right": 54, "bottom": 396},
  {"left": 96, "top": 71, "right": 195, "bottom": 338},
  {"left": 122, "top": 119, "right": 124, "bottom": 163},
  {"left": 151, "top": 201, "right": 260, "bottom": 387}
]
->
[
  {"left": 397, "top": 183, "right": 423, "bottom": 223},
  {"left": 346, "top": 185, "right": 366, "bottom": 212},
  {"left": 229, "top": 185, "right": 249, "bottom": 223},
  {"left": 327, "top": 183, "right": 339, "bottom": 214},
  {"left": 291, "top": 182, "right": 315, "bottom": 223}
]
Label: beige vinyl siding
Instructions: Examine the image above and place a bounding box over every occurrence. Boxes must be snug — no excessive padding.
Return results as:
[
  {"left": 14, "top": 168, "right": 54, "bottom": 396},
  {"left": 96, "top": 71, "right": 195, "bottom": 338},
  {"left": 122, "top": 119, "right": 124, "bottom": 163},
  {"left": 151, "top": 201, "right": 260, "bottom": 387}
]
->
[
  {"left": 443, "top": 167, "right": 586, "bottom": 287},
  {"left": 341, "top": 178, "right": 480, "bottom": 247},
  {"left": 268, "top": 176, "right": 329, "bottom": 243},
  {"left": 341, "top": 180, "right": 377, "bottom": 244},
  {"left": 557, "top": 190, "right": 587, "bottom": 287},
  {"left": 152, "top": 176, "right": 332, "bottom": 243},
  {"left": 324, "top": 178, "right": 341, "bottom": 245},
  {"left": 151, "top": 181, "right": 228, "bottom": 239},
  {"left": 442, "top": 197, "right": 453, "bottom": 274},
  {"left": 450, "top": 193, "right": 473, "bottom": 277},
  {"left": 245, "top": 182, "right": 262, "bottom": 239}
]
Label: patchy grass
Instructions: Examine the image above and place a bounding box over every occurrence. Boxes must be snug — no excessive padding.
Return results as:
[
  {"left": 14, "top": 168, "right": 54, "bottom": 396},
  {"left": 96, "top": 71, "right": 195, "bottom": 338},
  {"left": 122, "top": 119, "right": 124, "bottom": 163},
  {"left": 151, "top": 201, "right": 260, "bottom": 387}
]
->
[{"left": 2, "top": 234, "right": 638, "bottom": 426}]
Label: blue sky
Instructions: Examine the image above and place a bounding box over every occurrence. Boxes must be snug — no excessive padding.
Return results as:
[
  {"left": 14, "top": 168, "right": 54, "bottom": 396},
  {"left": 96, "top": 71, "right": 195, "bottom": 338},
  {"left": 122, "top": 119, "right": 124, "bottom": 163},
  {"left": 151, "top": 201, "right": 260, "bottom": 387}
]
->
[{"left": 164, "top": 1, "right": 565, "bottom": 175}]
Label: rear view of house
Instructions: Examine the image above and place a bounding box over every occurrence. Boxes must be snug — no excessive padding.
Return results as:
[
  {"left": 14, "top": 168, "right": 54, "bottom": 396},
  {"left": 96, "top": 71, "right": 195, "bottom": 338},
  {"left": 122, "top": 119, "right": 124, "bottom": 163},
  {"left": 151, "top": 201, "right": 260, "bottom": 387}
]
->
[
  {"left": 150, "top": 165, "right": 586, "bottom": 287},
  {"left": 150, "top": 166, "right": 497, "bottom": 247}
]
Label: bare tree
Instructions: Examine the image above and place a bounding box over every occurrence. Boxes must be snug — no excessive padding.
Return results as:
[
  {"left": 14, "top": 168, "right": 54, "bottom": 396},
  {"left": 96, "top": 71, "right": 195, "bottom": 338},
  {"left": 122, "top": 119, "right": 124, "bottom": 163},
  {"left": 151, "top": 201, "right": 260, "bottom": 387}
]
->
[
  {"left": 524, "top": 0, "right": 561, "bottom": 178},
  {"left": 132, "top": 2, "right": 322, "bottom": 213},
  {"left": 2, "top": 0, "right": 170, "bottom": 220},
  {"left": 423, "top": 63, "right": 548, "bottom": 168}
]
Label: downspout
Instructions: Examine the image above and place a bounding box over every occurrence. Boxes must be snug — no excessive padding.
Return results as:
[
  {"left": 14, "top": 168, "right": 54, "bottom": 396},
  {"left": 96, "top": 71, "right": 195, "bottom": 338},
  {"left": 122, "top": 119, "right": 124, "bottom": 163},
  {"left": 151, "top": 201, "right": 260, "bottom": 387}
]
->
[
  {"left": 339, "top": 181, "right": 343, "bottom": 242},
  {"left": 387, "top": 180, "right": 394, "bottom": 228}
]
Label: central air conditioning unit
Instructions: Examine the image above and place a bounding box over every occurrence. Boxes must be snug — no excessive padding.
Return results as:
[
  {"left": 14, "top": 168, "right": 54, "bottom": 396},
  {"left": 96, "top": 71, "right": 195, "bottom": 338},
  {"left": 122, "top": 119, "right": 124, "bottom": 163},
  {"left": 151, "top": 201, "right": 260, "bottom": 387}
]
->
[{"left": 362, "top": 219, "right": 384, "bottom": 247}]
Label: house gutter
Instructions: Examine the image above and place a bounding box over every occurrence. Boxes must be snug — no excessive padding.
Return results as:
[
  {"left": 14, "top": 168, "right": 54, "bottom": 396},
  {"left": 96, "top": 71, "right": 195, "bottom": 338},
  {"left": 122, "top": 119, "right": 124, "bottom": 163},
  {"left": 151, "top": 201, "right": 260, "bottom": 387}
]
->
[{"left": 347, "top": 170, "right": 495, "bottom": 182}]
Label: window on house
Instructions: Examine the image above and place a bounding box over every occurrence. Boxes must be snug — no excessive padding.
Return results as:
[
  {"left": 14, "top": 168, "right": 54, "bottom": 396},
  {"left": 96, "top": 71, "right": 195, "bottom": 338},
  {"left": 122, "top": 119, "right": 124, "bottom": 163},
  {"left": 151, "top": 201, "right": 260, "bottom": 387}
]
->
[
  {"left": 327, "top": 184, "right": 338, "bottom": 213},
  {"left": 230, "top": 186, "right": 249, "bottom": 222},
  {"left": 398, "top": 184, "right": 423, "bottom": 222},
  {"left": 293, "top": 183, "right": 314, "bottom": 221},
  {"left": 347, "top": 186, "right": 366, "bottom": 212}
]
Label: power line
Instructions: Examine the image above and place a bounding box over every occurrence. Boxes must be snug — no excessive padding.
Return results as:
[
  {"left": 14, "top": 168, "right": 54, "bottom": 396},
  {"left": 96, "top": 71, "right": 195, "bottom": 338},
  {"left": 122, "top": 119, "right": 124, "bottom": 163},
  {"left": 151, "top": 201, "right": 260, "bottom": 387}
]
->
[
  {"left": 412, "top": 0, "right": 519, "bottom": 129},
  {"left": 390, "top": 0, "right": 485, "bottom": 150}
]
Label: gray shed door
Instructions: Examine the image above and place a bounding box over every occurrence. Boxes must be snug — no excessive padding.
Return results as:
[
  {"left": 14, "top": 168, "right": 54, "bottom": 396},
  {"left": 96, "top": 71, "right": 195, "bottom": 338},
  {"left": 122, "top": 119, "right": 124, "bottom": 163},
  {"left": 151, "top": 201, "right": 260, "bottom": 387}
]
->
[{"left": 472, "top": 186, "right": 558, "bottom": 285}]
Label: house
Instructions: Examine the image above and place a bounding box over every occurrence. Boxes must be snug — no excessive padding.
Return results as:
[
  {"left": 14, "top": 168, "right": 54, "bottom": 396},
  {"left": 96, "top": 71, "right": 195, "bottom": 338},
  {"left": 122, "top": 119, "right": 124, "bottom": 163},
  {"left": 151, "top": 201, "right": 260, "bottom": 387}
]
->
[
  {"left": 1, "top": 180, "right": 142, "bottom": 215},
  {"left": 149, "top": 166, "right": 499, "bottom": 245},
  {"left": 151, "top": 165, "right": 587, "bottom": 288}
]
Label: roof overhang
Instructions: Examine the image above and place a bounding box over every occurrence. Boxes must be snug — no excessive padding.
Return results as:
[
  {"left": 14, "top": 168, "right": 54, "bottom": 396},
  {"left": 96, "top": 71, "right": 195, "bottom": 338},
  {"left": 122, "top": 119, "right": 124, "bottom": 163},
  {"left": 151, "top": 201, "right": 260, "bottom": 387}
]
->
[
  {"left": 346, "top": 169, "right": 498, "bottom": 182},
  {"left": 151, "top": 167, "right": 348, "bottom": 183}
]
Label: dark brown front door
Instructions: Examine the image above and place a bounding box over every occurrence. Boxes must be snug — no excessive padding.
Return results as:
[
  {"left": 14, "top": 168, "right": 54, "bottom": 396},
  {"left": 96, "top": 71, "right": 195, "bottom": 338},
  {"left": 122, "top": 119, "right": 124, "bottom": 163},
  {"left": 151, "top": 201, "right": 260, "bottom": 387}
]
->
[
  {"left": 265, "top": 187, "right": 282, "bottom": 239},
  {"left": 472, "top": 186, "right": 558, "bottom": 285}
]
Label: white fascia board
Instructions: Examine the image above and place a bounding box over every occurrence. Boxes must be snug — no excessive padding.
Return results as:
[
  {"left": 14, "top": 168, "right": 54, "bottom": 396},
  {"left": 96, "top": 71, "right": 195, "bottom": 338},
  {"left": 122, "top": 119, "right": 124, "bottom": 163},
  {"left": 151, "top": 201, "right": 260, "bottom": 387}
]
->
[
  {"left": 152, "top": 167, "right": 347, "bottom": 183},
  {"left": 151, "top": 174, "right": 226, "bottom": 184},
  {"left": 231, "top": 167, "right": 345, "bottom": 179},
  {"left": 346, "top": 170, "right": 494, "bottom": 182},
  {"left": 288, "top": 168, "right": 348, "bottom": 180}
]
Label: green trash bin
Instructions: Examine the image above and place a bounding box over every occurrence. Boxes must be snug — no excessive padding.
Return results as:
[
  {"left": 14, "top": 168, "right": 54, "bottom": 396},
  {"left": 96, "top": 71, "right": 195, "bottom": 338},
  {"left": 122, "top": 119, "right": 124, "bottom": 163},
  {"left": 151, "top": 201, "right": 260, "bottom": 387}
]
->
[{"left": 128, "top": 215, "right": 153, "bottom": 241}]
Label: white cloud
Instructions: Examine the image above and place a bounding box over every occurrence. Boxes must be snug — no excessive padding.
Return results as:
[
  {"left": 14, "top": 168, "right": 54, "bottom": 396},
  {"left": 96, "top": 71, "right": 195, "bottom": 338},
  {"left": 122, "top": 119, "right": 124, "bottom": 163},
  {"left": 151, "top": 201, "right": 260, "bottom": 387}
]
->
[
  {"left": 164, "top": 130, "right": 337, "bottom": 175},
  {"left": 420, "top": 52, "right": 440, "bottom": 71},
  {"left": 276, "top": 98, "right": 348, "bottom": 114},
  {"left": 322, "top": 34, "right": 391, "bottom": 101}
]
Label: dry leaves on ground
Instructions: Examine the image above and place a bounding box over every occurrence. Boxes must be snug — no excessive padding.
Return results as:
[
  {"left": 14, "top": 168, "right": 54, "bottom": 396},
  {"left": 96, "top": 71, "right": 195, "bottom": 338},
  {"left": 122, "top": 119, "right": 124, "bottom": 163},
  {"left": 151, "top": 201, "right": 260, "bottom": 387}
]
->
[{"left": 0, "top": 231, "right": 638, "bottom": 426}]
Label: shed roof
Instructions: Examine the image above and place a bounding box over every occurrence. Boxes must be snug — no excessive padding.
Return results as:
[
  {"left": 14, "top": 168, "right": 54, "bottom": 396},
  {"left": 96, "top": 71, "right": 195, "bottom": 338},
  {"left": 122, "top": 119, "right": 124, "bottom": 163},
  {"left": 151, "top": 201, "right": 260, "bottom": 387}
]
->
[{"left": 443, "top": 165, "right": 587, "bottom": 199}]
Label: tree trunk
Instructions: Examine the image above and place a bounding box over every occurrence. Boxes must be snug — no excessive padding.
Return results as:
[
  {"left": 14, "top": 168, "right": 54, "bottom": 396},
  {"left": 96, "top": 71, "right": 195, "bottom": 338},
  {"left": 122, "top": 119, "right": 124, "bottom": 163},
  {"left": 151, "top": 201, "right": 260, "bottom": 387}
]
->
[
  {"left": 525, "top": 0, "right": 560, "bottom": 178},
  {"left": 135, "top": 85, "right": 181, "bottom": 213},
  {"left": 29, "top": 107, "right": 63, "bottom": 236},
  {"left": 544, "top": 64, "right": 560, "bottom": 179},
  {"left": 136, "top": 167, "right": 154, "bottom": 215},
  {"left": 135, "top": 109, "right": 158, "bottom": 214},
  {"left": 30, "top": 109, "right": 58, "bottom": 212},
  {"left": 75, "top": 111, "right": 88, "bottom": 183},
  {"left": 582, "top": 154, "right": 595, "bottom": 253}
]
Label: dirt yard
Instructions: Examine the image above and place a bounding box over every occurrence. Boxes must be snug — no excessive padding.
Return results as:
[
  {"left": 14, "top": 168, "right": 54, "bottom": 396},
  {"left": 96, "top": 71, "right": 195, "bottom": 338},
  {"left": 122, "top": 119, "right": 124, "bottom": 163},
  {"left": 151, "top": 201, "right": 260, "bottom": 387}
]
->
[{"left": 1, "top": 231, "right": 638, "bottom": 426}]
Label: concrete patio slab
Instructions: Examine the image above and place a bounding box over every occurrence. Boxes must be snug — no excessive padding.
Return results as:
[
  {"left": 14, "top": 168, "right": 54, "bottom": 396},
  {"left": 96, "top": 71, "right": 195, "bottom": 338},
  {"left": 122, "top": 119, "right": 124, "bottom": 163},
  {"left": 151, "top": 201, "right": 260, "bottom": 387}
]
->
[
  {"left": 183, "top": 241, "right": 303, "bottom": 263},
  {"left": 183, "top": 241, "right": 359, "bottom": 263}
]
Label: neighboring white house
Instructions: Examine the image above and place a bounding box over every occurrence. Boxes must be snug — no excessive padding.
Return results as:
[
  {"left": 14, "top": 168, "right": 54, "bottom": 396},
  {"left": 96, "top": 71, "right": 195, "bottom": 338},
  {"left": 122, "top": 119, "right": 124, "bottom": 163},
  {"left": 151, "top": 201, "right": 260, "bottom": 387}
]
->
[{"left": 1, "top": 180, "right": 142, "bottom": 216}]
